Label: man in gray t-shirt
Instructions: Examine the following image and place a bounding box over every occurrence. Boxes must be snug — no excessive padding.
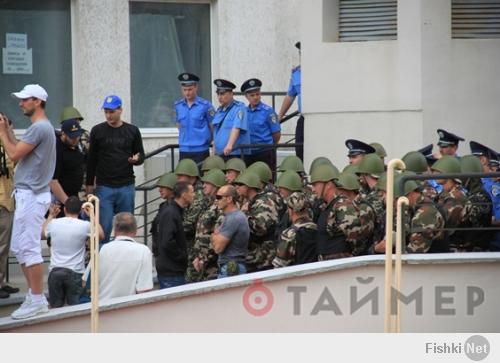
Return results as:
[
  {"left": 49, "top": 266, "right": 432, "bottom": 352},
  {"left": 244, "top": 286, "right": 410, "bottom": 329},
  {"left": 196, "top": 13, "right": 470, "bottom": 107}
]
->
[
  {"left": 0, "top": 84, "right": 56, "bottom": 320},
  {"left": 211, "top": 185, "right": 249, "bottom": 278}
]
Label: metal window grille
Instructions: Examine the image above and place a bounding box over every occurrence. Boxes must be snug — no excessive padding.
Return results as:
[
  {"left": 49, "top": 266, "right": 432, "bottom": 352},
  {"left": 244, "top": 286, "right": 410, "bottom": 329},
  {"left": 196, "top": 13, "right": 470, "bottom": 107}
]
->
[
  {"left": 339, "top": 0, "right": 397, "bottom": 42},
  {"left": 452, "top": 0, "right": 500, "bottom": 39}
]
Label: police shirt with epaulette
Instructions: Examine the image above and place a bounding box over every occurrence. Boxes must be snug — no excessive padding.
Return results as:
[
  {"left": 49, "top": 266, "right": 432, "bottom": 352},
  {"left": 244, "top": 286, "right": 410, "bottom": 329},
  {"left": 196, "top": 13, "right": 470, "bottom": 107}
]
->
[
  {"left": 175, "top": 96, "right": 215, "bottom": 152},
  {"left": 247, "top": 101, "right": 281, "bottom": 154},
  {"left": 212, "top": 100, "right": 250, "bottom": 156}
]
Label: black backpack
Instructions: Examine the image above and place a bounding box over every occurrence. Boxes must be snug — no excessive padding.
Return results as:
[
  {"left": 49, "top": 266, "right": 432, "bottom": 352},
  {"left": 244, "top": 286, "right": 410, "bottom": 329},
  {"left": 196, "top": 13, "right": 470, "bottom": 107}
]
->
[{"left": 292, "top": 224, "right": 319, "bottom": 264}]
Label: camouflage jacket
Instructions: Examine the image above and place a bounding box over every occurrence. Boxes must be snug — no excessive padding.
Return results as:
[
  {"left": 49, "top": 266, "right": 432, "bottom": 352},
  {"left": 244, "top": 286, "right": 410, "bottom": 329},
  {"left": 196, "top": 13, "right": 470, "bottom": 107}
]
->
[
  {"left": 406, "top": 196, "right": 446, "bottom": 253},
  {"left": 454, "top": 179, "right": 493, "bottom": 250},
  {"left": 193, "top": 198, "right": 224, "bottom": 263},
  {"left": 321, "top": 194, "right": 364, "bottom": 255},
  {"left": 355, "top": 189, "right": 386, "bottom": 244},
  {"left": 273, "top": 217, "right": 317, "bottom": 268},
  {"left": 183, "top": 179, "right": 211, "bottom": 238},
  {"left": 247, "top": 191, "right": 279, "bottom": 242},
  {"left": 340, "top": 193, "right": 373, "bottom": 255},
  {"left": 304, "top": 187, "right": 323, "bottom": 222},
  {"left": 264, "top": 182, "right": 286, "bottom": 220},
  {"left": 437, "top": 184, "right": 468, "bottom": 230},
  {"left": 464, "top": 180, "right": 492, "bottom": 228}
]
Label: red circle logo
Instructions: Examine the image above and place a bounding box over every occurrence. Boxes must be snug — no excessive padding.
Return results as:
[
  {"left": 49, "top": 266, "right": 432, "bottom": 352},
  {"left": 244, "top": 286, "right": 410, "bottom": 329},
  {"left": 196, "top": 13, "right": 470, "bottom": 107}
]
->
[{"left": 242, "top": 279, "right": 274, "bottom": 317}]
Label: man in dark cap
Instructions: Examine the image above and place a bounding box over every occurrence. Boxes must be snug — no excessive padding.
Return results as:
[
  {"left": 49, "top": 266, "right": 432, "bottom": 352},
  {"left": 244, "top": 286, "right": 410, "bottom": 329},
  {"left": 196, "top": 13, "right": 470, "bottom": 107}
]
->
[
  {"left": 212, "top": 79, "right": 250, "bottom": 159},
  {"left": 470, "top": 141, "right": 496, "bottom": 173},
  {"left": 437, "top": 128, "right": 464, "bottom": 157},
  {"left": 241, "top": 78, "right": 281, "bottom": 169},
  {"left": 174, "top": 72, "right": 215, "bottom": 165},
  {"left": 278, "top": 41, "right": 303, "bottom": 160},
  {"left": 50, "top": 119, "right": 86, "bottom": 206},
  {"left": 417, "top": 144, "right": 438, "bottom": 167},
  {"left": 345, "top": 139, "right": 376, "bottom": 166}
]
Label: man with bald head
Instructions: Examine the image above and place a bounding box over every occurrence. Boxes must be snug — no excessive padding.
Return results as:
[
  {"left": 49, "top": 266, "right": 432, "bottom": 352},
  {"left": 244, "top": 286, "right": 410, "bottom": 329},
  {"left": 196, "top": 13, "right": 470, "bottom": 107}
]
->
[{"left": 211, "top": 185, "right": 249, "bottom": 278}]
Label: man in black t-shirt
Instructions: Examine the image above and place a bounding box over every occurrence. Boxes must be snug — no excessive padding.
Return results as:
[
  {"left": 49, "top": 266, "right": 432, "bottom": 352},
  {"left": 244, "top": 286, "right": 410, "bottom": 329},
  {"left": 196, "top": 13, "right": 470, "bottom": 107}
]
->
[
  {"left": 50, "top": 119, "right": 86, "bottom": 205},
  {"left": 85, "top": 95, "right": 145, "bottom": 243}
]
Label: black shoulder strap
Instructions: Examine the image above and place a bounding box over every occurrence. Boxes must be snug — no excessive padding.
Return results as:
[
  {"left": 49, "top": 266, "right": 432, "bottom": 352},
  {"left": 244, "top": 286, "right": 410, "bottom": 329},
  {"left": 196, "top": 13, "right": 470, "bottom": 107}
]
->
[{"left": 217, "top": 103, "right": 236, "bottom": 130}]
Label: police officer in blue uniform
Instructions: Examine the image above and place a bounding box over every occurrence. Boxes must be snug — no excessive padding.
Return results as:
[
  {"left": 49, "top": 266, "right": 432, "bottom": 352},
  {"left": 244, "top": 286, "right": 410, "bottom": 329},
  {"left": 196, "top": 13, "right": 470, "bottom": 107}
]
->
[
  {"left": 175, "top": 72, "right": 215, "bottom": 165},
  {"left": 437, "top": 128, "right": 464, "bottom": 157},
  {"left": 278, "top": 41, "right": 303, "bottom": 161},
  {"left": 484, "top": 151, "right": 500, "bottom": 250},
  {"left": 345, "top": 139, "right": 376, "bottom": 166},
  {"left": 212, "top": 79, "right": 250, "bottom": 160},
  {"left": 418, "top": 144, "right": 438, "bottom": 167},
  {"left": 470, "top": 141, "right": 496, "bottom": 173},
  {"left": 241, "top": 78, "right": 281, "bottom": 169}
]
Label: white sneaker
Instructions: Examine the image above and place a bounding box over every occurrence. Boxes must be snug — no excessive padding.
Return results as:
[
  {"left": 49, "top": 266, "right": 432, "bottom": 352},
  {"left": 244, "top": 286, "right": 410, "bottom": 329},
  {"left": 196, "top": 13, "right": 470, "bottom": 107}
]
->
[{"left": 11, "top": 296, "right": 49, "bottom": 320}]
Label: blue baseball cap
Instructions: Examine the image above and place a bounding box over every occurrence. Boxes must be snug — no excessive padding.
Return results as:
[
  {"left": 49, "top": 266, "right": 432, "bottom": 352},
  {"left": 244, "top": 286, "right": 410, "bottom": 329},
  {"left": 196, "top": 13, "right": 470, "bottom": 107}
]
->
[
  {"left": 61, "top": 119, "right": 84, "bottom": 139},
  {"left": 102, "top": 95, "right": 122, "bottom": 110}
]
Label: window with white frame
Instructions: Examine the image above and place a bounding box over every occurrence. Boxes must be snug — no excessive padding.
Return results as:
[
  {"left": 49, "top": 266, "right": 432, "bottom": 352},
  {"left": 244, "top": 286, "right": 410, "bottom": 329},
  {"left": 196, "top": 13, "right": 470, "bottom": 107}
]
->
[
  {"left": 452, "top": 0, "right": 500, "bottom": 39},
  {"left": 129, "top": 1, "right": 211, "bottom": 128},
  {"left": 0, "top": 0, "right": 72, "bottom": 129}
]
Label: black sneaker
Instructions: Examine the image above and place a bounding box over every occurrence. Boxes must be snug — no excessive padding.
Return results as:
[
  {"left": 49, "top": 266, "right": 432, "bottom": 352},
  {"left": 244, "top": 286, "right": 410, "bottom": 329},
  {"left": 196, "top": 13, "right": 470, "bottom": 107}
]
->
[
  {"left": 1, "top": 285, "right": 20, "bottom": 294},
  {"left": 0, "top": 289, "right": 9, "bottom": 299}
]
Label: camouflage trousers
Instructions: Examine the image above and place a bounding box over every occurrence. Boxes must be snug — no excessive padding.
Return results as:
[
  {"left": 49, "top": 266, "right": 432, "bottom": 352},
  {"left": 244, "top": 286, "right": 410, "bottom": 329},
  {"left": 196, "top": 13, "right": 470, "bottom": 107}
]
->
[
  {"left": 186, "top": 240, "right": 219, "bottom": 283},
  {"left": 245, "top": 240, "right": 276, "bottom": 273}
]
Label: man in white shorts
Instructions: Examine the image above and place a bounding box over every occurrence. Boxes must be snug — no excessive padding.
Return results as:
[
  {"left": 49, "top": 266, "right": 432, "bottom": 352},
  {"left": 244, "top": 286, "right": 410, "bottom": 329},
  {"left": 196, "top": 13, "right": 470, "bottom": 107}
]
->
[{"left": 0, "top": 84, "right": 56, "bottom": 319}]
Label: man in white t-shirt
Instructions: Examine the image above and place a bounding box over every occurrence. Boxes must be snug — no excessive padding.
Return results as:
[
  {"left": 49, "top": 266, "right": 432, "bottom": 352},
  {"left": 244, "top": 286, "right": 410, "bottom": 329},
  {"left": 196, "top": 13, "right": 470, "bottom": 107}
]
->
[
  {"left": 42, "top": 196, "right": 104, "bottom": 307},
  {"left": 99, "top": 212, "right": 153, "bottom": 300}
]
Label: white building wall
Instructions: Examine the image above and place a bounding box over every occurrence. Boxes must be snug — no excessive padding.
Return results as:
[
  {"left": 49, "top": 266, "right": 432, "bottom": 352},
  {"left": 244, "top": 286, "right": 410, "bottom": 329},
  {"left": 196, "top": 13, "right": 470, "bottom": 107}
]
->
[
  {"left": 421, "top": 0, "right": 500, "bottom": 151},
  {"left": 302, "top": 0, "right": 500, "bottom": 170}
]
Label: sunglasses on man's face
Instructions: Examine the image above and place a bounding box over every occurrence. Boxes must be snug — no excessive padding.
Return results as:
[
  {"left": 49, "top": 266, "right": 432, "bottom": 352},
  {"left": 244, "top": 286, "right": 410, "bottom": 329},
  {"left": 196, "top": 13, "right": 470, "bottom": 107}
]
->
[{"left": 215, "top": 194, "right": 226, "bottom": 200}]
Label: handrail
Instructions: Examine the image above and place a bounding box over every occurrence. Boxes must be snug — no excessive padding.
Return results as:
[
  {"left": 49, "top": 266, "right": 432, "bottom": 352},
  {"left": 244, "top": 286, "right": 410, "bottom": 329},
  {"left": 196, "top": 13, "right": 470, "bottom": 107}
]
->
[
  {"left": 390, "top": 169, "right": 500, "bottom": 333},
  {"left": 384, "top": 158, "right": 406, "bottom": 333},
  {"left": 279, "top": 110, "right": 299, "bottom": 124},
  {"left": 234, "top": 91, "right": 286, "bottom": 110}
]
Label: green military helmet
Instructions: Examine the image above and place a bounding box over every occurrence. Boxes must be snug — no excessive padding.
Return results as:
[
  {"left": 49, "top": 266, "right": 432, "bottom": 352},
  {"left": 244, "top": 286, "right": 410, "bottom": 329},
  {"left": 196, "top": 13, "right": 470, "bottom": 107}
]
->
[
  {"left": 342, "top": 164, "right": 359, "bottom": 174},
  {"left": 175, "top": 158, "right": 199, "bottom": 177},
  {"left": 370, "top": 142, "right": 387, "bottom": 158},
  {"left": 402, "top": 151, "right": 428, "bottom": 173},
  {"left": 376, "top": 172, "right": 419, "bottom": 197},
  {"left": 201, "top": 168, "right": 226, "bottom": 188},
  {"left": 156, "top": 172, "right": 177, "bottom": 189},
  {"left": 394, "top": 172, "right": 420, "bottom": 198},
  {"left": 275, "top": 170, "right": 303, "bottom": 192},
  {"left": 201, "top": 155, "right": 225, "bottom": 172},
  {"left": 60, "top": 106, "right": 84, "bottom": 123},
  {"left": 234, "top": 170, "right": 261, "bottom": 189},
  {"left": 460, "top": 155, "right": 482, "bottom": 173},
  {"left": 309, "top": 156, "right": 333, "bottom": 175},
  {"left": 337, "top": 171, "right": 361, "bottom": 191},
  {"left": 432, "top": 155, "right": 461, "bottom": 174},
  {"left": 357, "top": 153, "right": 384, "bottom": 177},
  {"left": 310, "top": 164, "right": 340, "bottom": 183},
  {"left": 376, "top": 172, "right": 387, "bottom": 191},
  {"left": 248, "top": 161, "right": 272, "bottom": 183},
  {"left": 278, "top": 155, "right": 305, "bottom": 173},
  {"left": 224, "top": 157, "right": 246, "bottom": 173},
  {"left": 285, "top": 191, "right": 309, "bottom": 212}
]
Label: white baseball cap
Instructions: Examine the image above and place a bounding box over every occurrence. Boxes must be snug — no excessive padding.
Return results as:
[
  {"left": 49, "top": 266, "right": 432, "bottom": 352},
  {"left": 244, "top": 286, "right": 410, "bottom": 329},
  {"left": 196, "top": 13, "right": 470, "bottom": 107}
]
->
[{"left": 11, "top": 84, "right": 48, "bottom": 101}]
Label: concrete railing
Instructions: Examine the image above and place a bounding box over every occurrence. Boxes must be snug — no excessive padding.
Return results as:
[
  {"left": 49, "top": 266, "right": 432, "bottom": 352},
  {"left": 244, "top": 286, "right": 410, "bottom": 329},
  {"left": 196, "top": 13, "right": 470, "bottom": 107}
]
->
[{"left": 1, "top": 253, "right": 499, "bottom": 333}]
